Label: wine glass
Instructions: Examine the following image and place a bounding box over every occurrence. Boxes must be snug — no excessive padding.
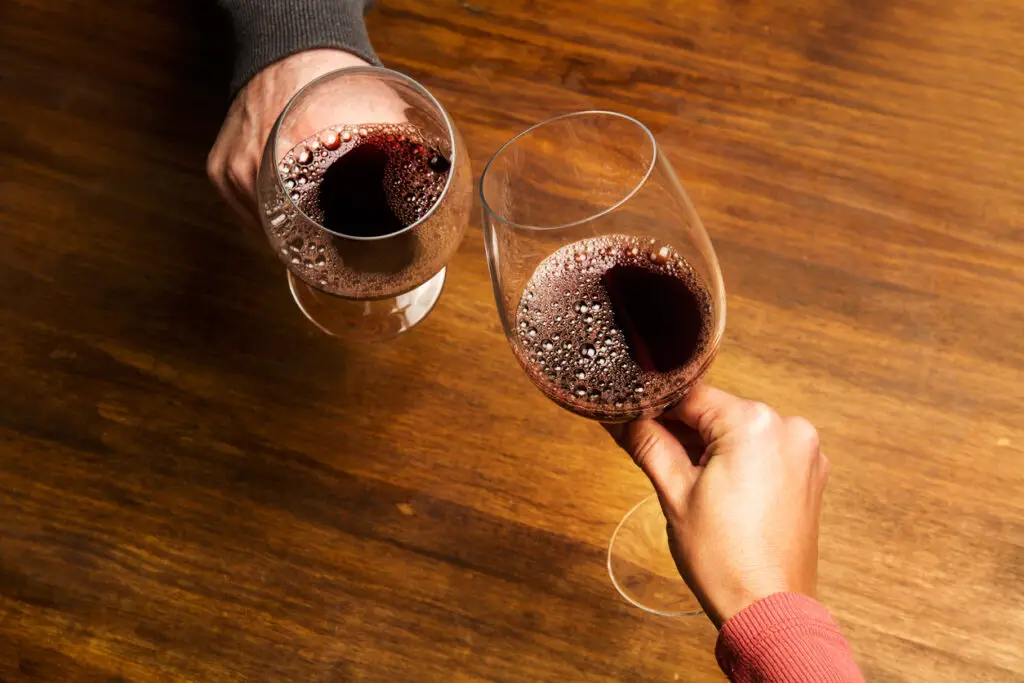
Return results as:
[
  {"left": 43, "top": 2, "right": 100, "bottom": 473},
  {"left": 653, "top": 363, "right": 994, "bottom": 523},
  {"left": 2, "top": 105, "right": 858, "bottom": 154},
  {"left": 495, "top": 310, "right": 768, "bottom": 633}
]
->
[
  {"left": 257, "top": 67, "right": 472, "bottom": 341},
  {"left": 481, "top": 111, "right": 726, "bottom": 616}
]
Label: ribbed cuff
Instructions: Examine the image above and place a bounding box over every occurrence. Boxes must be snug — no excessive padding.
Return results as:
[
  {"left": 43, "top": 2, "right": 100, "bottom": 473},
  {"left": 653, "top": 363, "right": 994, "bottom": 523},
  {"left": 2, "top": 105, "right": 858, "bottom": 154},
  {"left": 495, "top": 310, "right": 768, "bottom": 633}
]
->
[
  {"left": 716, "top": 593, "right": 863, "bottom": 683},
  {"left": 219, "top": 0, "right": 382, "bottom": 94}
]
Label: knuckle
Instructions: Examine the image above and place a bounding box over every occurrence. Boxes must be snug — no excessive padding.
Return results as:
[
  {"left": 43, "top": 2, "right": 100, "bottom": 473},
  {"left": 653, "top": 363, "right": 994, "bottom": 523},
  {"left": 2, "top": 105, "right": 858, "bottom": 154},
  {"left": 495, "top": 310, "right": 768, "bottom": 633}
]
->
[
  {"left": 226, "top": 160, "right": 247, "bottom": 186},
  {"left": 786, "top": 416, "right": 820, "bottom": 451},
  {"left": 237, "top": 161, "right": 259, "bottom": 194},
  {"left": 694, "top": 405, "right": 722, "bottom": 439},
  {"left": 205, "top": 150, "right": 221, "bottom": 183},
  {"left": 749, "top": 401, "right": 776, "bottom": 420},
  {"left": 737, "top": 401, "right": 780, "bottom": 435}
]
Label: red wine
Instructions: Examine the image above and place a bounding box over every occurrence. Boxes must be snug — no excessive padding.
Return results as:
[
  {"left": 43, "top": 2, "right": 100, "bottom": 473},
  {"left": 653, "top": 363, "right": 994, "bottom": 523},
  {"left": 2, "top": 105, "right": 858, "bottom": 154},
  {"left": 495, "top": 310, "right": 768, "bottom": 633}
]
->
[
  {"left": 279, "top": 123, "right": 450, "bottom": 238},
  {"left": 262, "top": 123, "right": 467, "bottom": 300},
  {"left": 514, "top": 235, "right": 715, "bottom": 420}
]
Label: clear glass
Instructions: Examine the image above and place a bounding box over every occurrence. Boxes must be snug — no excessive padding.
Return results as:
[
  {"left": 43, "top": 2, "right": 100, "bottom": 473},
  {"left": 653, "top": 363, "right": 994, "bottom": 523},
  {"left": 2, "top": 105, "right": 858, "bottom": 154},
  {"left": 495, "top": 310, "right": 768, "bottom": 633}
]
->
[
  {"left": 481, "top": 111, "right": 726, "bottom": 615},
  {"left": 256, "top": 67, "right": 472, "bottom": 341}
]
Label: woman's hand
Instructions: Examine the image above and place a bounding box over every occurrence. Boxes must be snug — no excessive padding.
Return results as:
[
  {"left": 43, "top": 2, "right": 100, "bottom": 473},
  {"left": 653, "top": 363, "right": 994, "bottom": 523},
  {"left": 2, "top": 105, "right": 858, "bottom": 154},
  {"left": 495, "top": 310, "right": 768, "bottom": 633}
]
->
[{"left": 608, "top": 385, "right": 829, "bottom": 628}]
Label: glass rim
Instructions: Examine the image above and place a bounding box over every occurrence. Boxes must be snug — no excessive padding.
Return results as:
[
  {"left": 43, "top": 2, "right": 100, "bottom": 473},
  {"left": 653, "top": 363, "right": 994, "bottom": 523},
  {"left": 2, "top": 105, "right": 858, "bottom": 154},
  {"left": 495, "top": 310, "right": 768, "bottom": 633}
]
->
[
  {"left": 269, "top": 65, "right": 458, "bottom": 243},
  {"left": 479, "top": 110, "right": 658, "bottom": 232}
]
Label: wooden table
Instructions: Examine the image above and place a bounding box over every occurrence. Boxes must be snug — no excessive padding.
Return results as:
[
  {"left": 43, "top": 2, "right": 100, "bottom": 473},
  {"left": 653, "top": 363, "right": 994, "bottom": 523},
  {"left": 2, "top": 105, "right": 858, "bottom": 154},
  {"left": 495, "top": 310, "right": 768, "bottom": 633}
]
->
[{"left": 3, "top": 0, "right": 1022, "bottom": 680}]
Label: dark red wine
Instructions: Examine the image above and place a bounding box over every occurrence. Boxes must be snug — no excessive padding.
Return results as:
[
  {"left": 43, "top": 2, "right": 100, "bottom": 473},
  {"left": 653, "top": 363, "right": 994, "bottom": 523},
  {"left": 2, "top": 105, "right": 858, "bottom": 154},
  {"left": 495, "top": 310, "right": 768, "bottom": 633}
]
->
[
  {"left": 514, "top": 235, "right": 715, "bottom": 420},
  {"left": 264, "top": 122, "right": 465, "bottom": 299},
  {"left": 279, "top": 123, "right": 450, "bottom": 238}
]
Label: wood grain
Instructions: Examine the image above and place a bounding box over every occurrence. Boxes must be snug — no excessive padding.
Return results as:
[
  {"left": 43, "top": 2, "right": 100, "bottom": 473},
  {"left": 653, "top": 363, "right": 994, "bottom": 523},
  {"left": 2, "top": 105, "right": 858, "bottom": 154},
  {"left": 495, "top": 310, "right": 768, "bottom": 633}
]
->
[{"left": 2, "top": 0, "right": 1023, "bottom": 680}]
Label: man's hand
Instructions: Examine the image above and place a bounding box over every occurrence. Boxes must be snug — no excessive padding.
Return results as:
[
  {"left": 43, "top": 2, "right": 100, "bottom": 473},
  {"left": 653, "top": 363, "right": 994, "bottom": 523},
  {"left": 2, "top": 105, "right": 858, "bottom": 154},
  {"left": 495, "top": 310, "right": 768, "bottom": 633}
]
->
[
  {"left": 207, "top": 49, "right": 370, "bottom": 224},
  {"left": 608, "top": 385, "right": 829, "bottom": 628}
]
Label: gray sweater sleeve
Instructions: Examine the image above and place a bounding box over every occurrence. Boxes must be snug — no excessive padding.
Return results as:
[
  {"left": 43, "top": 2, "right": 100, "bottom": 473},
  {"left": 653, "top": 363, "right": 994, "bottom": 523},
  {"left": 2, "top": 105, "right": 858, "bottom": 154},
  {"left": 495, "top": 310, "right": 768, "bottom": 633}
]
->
[{"left": 218, "top": 0, "right": 382, "bottom": 94}]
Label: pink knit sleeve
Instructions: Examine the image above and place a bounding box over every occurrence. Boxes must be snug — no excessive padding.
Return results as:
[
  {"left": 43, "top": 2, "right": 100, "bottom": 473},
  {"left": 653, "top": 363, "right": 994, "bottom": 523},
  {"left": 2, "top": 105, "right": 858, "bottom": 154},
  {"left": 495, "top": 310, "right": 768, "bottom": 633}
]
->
[{"left": 715, "top": 593, "right": 865, "bottom": 683}]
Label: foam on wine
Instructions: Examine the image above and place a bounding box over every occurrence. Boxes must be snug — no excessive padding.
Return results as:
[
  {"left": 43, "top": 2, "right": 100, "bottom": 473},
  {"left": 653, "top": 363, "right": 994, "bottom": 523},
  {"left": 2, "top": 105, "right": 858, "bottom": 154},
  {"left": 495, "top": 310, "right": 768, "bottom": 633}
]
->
[
  {"left": 514, "top": 235, "right": 715, "bottom": 420},
  {"left": 261, "top": 123, "right": 464, "bottom": 300},
  {"left": 280, "top": 123, "right": 450, "bottom": 238}
]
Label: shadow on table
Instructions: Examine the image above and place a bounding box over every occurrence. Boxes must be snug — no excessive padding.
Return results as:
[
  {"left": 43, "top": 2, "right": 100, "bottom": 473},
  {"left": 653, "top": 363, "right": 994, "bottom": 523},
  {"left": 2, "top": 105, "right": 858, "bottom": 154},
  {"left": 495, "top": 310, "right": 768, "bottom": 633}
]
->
[{"left": 227, "top": 438, "right": 634, "bottom": 621}]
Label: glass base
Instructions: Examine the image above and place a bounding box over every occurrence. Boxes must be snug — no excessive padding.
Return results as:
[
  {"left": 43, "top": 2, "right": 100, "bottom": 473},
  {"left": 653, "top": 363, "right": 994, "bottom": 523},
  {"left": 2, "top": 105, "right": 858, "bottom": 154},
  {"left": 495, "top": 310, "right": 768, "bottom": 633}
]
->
[
  {"left": 287, "top": 267, "right": 446, "bottom": 342},
  {"left": 607, "top": 493, "right": 704, "bottom": 617}
]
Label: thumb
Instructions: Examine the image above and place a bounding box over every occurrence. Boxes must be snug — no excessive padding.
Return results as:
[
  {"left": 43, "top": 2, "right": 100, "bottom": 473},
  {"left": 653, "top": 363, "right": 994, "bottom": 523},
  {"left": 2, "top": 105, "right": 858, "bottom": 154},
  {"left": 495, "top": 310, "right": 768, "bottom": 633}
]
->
[{"left": 607, "top": 419, "right": 699, "bottom": 508}]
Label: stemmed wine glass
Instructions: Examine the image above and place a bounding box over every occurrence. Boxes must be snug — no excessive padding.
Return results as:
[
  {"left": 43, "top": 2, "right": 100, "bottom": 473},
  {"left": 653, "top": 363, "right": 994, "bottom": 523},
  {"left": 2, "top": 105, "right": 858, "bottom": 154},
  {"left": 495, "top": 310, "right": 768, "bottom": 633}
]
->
[
  {"left": 257, "top": 67, "right": 472, "bottom": 341},
  {"left": 481, "top": 111, "right": 726, "bottom": 616}
]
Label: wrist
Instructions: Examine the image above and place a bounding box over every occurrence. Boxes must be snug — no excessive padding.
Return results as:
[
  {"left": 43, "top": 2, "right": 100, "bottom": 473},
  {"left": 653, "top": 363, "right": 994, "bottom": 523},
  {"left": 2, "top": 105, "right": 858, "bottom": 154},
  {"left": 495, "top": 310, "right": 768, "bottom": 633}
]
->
[
  {"left": 702, "top": 568, "right": 800, "bottom": 629},
  {"left": 271, "top": 48, "right": 371, "bottom": 76}
]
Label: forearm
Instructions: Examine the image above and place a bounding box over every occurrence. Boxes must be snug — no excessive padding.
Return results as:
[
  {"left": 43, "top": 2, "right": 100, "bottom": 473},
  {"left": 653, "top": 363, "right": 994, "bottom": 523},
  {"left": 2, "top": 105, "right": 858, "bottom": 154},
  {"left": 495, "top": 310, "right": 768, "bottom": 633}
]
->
[
  {"left": 716, "top": 593, "right": 865, "bottom": 683},
  {"left": 216, "top": 0, "right": 380, "bottom": 93}
]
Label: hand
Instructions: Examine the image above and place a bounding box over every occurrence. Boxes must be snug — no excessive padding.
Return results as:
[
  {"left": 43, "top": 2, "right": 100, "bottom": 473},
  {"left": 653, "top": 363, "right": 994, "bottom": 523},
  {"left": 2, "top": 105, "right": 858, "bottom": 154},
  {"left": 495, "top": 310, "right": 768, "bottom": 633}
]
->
[
  {"left": 608, "top": 385, "right": 829, "bottom": 628},
  {"left": 206, "top": 49, "right": 371, "bottom": 225}
]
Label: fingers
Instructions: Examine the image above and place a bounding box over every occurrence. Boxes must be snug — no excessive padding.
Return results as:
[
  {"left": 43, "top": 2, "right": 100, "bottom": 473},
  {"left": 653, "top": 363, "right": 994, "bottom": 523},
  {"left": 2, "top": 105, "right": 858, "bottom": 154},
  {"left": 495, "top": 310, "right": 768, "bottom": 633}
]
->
[
  {"left": 668, "top": 383, "right": 745, "bottom": 443},
  {"left": 207, "top": 84, "right": 267, "bottom": 228},
  {"left": 783, "top": 415, "right": 820, "bottom": 453},
  {"left": 669, "top": 386, "right": 826, "bottom": 473},
  {"left": 606, "top": 383, "right": 738, "bottom": 507},
  {"left": 783, "top": 415, "right": 829, "bottom": 487},
  {"left": 210, "top": 156, "right": 259, "bottom": 226},
  {"left": 207, "top": 118, "right": 261, "bottom": 227},
  {"left": 607, "top": 419, "right": 699, "bottom": 508},
  {"left": 656, "top": 418, "right": 706, "bottom": 466},
  {"left": 225, "top": 158, "right": 261, "bottom": 225},
  {"left": 206, "top": 142, "right": 232, "bottom": 208},
  {"left": 671, "top": 385, "right": 804, "bottom": 443}
]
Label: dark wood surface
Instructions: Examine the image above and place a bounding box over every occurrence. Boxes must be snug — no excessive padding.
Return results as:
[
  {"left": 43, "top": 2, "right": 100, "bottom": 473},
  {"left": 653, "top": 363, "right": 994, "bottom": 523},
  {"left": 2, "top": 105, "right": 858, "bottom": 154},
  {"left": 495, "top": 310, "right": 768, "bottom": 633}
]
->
[{"left": 3, "top": 0, "right": 1023, "bottom": 680}]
